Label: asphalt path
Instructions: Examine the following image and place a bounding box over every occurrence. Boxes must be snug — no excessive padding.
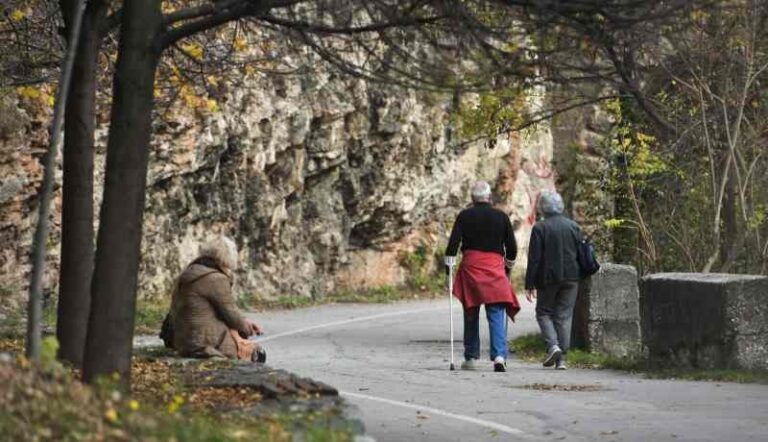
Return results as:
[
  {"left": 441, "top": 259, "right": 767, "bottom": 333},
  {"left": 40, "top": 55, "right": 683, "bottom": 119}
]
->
[{"left": 246, "top": 300, "right": 768, "bottom": 442}]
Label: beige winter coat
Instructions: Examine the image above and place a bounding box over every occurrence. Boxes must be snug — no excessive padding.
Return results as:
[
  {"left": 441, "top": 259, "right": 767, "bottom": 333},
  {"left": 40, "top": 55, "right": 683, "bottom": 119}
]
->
[{"left": 169, "top": 263, "right": 250, "bottom": 358}]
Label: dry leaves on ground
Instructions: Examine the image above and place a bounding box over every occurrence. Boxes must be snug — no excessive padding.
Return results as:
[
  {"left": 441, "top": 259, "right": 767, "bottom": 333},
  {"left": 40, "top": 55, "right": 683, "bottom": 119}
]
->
[{"left": 515, "top": 383, "right": 608, "bottom": 392}]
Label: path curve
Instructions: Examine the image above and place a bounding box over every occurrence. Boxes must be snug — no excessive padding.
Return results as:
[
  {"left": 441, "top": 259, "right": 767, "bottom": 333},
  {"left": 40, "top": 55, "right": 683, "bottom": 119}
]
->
[{"left": 247, "top": 300, "right": 768, "bottom": 442}]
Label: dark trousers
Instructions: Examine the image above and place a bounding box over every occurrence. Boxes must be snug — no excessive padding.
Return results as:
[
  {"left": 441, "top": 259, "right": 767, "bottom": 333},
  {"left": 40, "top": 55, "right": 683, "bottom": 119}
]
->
[{"left": 535, "top": 281, "right": 579, "bottom": 353}]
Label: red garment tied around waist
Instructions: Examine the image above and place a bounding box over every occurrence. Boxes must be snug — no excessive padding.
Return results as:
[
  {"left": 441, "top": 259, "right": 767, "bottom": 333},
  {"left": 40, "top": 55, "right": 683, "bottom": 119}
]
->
[{"left": 453, "top": 250, "right": 520, "bottom": 321}]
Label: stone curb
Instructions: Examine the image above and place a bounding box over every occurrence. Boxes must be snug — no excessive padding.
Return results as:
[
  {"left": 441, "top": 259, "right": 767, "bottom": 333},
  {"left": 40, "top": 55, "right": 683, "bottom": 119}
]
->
[{"left": 134, "top": 337, "right": 373, "bottom": 439}]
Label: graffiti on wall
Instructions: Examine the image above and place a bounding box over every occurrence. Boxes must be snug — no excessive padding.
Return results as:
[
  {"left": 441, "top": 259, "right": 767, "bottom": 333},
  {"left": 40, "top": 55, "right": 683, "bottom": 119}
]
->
[{"left": 520, "top": 153, "right": 555, "bottom": 227}]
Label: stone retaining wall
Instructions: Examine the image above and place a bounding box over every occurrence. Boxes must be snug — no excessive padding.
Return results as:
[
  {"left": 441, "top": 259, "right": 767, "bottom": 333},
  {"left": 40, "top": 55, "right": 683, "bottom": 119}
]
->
[
  {"left": 572, "top": 263, "right": 642, "bottom": 357},
  {"left": 640, "top": 273, "right": 768, "bottom": 370}
]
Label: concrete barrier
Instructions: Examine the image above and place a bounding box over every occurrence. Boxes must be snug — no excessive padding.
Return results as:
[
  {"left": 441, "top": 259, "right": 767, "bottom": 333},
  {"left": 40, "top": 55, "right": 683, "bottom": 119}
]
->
[
  {"left": 641, "top": 273, "right": 768, "bottom": 370},
  {"left": 572, "top": 263, "right": 642, "bottom": 358}
]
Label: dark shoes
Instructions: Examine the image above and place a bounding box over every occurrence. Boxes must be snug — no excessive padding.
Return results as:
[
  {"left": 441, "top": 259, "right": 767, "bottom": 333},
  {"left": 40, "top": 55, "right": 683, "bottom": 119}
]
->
[{"left": 252, "top": 348, "right": 267, "bottom": 363}]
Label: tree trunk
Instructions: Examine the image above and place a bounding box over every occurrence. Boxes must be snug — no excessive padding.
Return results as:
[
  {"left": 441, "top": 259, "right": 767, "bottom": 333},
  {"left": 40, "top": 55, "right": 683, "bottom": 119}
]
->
[
  {"left": 82, "top": 0, "right": 162, "bottom": 386},
  {"left": 26, "top": 0, "right": 87, "bottom": 360},
  {"left": 56, "top": 0, "right": 105, "bottom": 369},
  {"left": 719, "top": 174, "right": 741, "bottom": 273}
]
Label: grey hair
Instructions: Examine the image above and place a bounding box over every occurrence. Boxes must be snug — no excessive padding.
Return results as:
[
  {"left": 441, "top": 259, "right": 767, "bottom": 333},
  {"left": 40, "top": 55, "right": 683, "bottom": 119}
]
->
[
  {"left": 199, "top": 235, "right": 239, "bottom": 271},
  {"left": 470, "top": 181, "right": 492, "bottom": 203},
  {"left": 538, "top": 191, "right": 565, "bottom": 216}
]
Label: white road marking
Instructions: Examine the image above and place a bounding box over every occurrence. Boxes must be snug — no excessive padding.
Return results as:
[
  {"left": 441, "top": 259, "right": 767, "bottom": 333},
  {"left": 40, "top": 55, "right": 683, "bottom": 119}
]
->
[
  {"left": 252, "top": 304, "right": 527, "bottom": 437},
  {"left": 253, "top": 305, "right": 445, "bottom": 343},
  {"left": 341, "top": 391, "right": 528, "bottom": 437}
]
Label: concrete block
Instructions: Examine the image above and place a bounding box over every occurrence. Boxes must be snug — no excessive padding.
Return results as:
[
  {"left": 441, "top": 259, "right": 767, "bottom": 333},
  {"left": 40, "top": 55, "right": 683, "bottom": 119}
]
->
[
  {"left": 572, "top": 263, "right": 642, "bottom": 357},
  {"left": 641, "top": 273, "right": 768, "bottom": 370}
]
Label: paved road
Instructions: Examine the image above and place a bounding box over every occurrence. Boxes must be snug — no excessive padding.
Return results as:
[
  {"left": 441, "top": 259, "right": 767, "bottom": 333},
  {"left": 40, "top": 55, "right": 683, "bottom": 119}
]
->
[{"left": 246, "top": 300, "right": 768, "bottom": 442}]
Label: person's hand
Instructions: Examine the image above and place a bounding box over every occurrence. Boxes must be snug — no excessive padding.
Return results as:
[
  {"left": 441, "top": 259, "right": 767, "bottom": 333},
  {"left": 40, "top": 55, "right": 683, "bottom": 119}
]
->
[
  {"left": 240, "top": 320, "right": 263, "bottom": 338},
  {"left": 444, "top": 256, "right": 456, "bottom": 277},
  {"left": 526, "top": 289, "right": 537, "bottom": 303},
  {"left": 248, "top": 320, "right": 263, "bottom": 336}
]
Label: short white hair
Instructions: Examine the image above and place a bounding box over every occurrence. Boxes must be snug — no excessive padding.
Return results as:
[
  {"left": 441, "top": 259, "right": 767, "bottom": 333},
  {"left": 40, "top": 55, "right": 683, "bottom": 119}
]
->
[
  {"left": 538, "top": 191, "right": 564, "bottom": 216},
  {"left": 470, "top": 181, "right": 491, "bottom": 202},
  {"left": 199, "top": 235, "right": 239, "bottom": 271}
]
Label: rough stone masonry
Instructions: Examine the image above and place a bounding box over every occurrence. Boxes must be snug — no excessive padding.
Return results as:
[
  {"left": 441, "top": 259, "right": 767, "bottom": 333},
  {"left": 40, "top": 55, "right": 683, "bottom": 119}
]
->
[
  {"left": 0, "top": 54, "right": 561, "bottom": 309},
  {"left": 641, "top": 273, "right": 768, "bottom": 370},
  {"left": 572, "top": 263, "right": 642, "bottom": 358}
]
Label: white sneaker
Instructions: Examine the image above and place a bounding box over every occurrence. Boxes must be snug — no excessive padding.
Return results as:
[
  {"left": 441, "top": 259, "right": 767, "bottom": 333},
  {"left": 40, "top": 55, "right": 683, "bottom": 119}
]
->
[
  {"left": 493, "top": 356, "right": 506, "bottom": 372},
  {"left": 555, "top": 360, "right": 567, "bottom": 370},
  {"left": 461, "top": 359, "right": 480, "bottom": 370},
  {"left": 543, "top": 345, "right": 562, "bottom": 367}
]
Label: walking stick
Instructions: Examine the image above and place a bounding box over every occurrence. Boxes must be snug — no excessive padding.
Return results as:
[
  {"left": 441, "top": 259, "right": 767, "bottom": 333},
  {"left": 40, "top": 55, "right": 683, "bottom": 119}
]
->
[
  {"left": 505, "top": 259, "right": 514, "bottom": 355},
  {"left": 445, "top": 256, "right": 456, "bottom": 371}
]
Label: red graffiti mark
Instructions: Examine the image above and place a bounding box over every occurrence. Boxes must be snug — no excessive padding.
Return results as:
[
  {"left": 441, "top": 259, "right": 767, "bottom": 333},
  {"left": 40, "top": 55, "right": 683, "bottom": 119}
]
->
[
  {"left": 522, "top": 154, "right": 554, "bottom": 179},
  {"left": 526, "top": 191, "right": 541, "bottom": 226}
]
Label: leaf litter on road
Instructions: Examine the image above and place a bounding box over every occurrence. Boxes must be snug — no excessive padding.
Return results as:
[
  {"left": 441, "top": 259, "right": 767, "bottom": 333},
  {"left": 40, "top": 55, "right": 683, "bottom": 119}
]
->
[{"left": 513, "top": 383, "right": 609, "bottom": 392}]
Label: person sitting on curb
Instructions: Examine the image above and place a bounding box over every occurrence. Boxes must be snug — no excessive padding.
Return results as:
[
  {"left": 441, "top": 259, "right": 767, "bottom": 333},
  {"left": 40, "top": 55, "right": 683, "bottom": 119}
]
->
[
  {"left": 524, "top": 191, "right": 583, "bottom": 370},
  {"left": 161, "top": 235, "right": 266, "bottom": 362},
  {"left": 445, "top": 181, "right": 521, "bottom": 372}
]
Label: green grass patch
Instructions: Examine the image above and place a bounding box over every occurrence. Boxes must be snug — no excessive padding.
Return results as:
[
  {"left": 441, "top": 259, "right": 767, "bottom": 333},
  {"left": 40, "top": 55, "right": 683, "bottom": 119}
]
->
[
  {"left": 243, "top": 282, "right": 444, "bottom": 311},
  {"left": 566, "top": 350, "right": 644, "bottom": 371},
  {"left": 0, "top": 310, "right": 25, "bottom": 339},
  {"left": 134, "top": 298, "right": 170, "bottom": 335},
  {"left": 398, "top": 246, "right": 445, "bottom": 294},
  {"left": 1, "top": 298, "right": 169, "bottom": 340},
  {"left": 511, "top": 333, "right": 642, "bottom": 370},
  {"left": 330, "top": 285, "right": 434, "bottom": 304},
  {"left": 239, "top": 294, "right": 321, "bottom": 310},
  {"left": 0, "top": 300, "right": 56, "bottom": 340},
  {"left": 509, "top": 333, "right": 544, "bottom": 361},
  {"left": 43, "top": 301, "right": 57, "bottom": 331},
  {"left": 510, "top": 333, "right": 767, "bottom": 384},
  {"left": 642, "top": 369, "right": 768, "bottom": 384}
]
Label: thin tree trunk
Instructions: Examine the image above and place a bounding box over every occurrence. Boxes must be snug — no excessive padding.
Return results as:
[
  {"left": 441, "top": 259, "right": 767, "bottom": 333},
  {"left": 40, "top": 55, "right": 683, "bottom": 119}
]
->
[
  {"left": 82, "top": 0, "right": 162, "bottom": 386},
  {"left": 719, "top": 174, "right": 741, "bottom": 272},
  {"left": 26, "top": 0, "right": 87, "bottom": 360},
  {"left": 56, "top": 0, "right": 106, "bottom": 369}
]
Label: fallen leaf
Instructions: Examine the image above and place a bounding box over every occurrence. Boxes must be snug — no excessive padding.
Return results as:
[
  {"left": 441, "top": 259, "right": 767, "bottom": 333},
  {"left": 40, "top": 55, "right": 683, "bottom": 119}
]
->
[{"left": 104, "top": 408, "right": 118, "bottom": 423}]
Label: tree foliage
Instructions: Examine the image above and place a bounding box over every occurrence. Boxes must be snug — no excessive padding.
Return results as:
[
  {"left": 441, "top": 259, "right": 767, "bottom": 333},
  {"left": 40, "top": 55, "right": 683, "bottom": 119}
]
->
[
  {"left": 452, "top": 0, "right": 768, "bottom": 275},
  {"left": 601, "top": 0, "right": 768, "bottom": 273}
]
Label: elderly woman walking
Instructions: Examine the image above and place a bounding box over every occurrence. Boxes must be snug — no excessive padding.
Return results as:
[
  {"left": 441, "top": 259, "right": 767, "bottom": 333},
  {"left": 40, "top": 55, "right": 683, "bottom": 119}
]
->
[
  {"left": 525, "top": 191, "right": 583, "bottom": 370},
  {"left": 165, "top": 235, "right": 265, "bottom": 362}
]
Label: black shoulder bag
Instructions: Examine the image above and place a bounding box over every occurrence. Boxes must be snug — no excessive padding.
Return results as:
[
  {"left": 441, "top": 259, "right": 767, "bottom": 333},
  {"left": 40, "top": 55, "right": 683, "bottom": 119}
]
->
[{"left": 577, "top": 237, "right": 601, "bottom": 278}]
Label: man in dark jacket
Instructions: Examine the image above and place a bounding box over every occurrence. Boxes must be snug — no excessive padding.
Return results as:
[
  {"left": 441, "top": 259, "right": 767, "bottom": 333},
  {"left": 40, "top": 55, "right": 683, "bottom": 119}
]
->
[
  {"left": 524, "top": 191, "right": 582, "bottom": 370},
  {"left": 445, "top": 181, "right": 520, "bottom": 372}
]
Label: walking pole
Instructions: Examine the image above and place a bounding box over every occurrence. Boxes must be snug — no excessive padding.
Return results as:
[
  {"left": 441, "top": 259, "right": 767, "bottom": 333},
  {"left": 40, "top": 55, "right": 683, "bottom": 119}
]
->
[
  {"left": 445, "top": 256, "right": 456, "bottom": 371},
  {"left": 505, "top": 259, "right": 514, "bottom": 354}
]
